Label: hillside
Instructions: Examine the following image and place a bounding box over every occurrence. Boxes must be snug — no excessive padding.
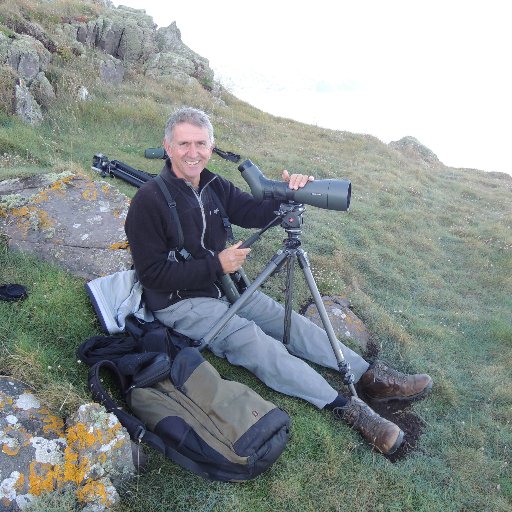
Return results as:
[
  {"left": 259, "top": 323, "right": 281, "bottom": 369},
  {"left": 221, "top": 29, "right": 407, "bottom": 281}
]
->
[{"left": 1, "top": 1, "right": 511, "bottom": 511}]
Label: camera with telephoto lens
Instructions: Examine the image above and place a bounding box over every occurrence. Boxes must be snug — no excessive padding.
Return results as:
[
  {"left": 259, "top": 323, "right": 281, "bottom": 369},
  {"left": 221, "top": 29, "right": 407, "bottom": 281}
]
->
[{"left": 238, "top": 160, "right": 351, "bottom": 211}]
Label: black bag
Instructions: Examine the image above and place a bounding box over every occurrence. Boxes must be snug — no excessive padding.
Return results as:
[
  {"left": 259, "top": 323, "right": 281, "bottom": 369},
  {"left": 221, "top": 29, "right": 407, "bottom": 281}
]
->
[{"left": 79, "top": 319, "right": 291, "bottom": 482}]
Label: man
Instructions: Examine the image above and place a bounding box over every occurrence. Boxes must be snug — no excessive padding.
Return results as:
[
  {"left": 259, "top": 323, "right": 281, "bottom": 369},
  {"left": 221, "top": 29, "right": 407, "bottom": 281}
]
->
[{"left": 125, "top": 106, "right": 433, "bottom": 455}]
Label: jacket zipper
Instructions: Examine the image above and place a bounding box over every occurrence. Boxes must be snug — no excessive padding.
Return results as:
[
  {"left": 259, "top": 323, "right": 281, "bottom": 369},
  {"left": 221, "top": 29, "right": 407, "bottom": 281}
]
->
[{"left": 187, "top": 177, "right": 223, "bottom": 299}]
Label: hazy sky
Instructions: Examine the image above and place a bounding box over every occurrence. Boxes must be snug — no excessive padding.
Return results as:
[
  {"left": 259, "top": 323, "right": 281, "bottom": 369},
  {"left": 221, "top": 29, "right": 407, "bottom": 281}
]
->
[{"left": 115, "top": 1, "right": 511, "bottom": 175}]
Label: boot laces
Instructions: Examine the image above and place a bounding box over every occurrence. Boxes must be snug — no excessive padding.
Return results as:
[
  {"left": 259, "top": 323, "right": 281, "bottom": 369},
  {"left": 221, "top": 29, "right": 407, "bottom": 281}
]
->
[
  {"left": 334, "top": 400, "right": 385, "bottom": 440},
  {"left": 373, "top": 361, "right": 408, "bottom": 384}
]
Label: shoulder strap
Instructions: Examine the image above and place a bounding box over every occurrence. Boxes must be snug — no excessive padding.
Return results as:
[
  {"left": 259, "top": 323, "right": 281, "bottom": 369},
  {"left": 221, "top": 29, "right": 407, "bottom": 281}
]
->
[
  {"left": 155, "top": 174, "right": 234, "bottom": 246},
  {"left": 87, "top": 359, "right": 212, "bottom": 479},
  {"left": 209, "top": 188, "right": 234, "bottom": 243},
  {"left": 154, "top": 175, "right": 191, "bottom": 261}
]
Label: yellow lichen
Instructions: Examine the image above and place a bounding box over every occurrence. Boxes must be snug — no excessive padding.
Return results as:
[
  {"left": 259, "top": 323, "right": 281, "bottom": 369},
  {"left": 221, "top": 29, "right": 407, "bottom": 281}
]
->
[
  {"left": 61, "top": 444, "right": 88, "bottom": 485},
  {"left": 109, "top": 241, "right": 129, "bottom": 250},
  {"left": 33, "top": 189, "right": 49, "bottom": 203},
  {"left": 66, "top": 422, "right": 100, "bottom": 450},
  {"left": 14, "top": 472, "right": 25, "bottom": 491},
  {"left": 0, "top": 394, "right": 14, "bottom": 408},
  {"left": 12, "top": 205, "right": 30, "bottom": 217},
  {"left": 2, "top": 443, "right": 21, "bottom": 456},
  {"left": 82, "top": 187, "right": 98, "bottom": 201},
  {"left": 41, "top": 412, "right": 65, "bottom": 436},
  {"left": 76, "top": 479, "right": 111, "bottom": 507},
  {"left": 9, "top": 205, "right": 55, "bottom": 234},
  {"left": 28, "top": 461, "right": 56, "bottom": 496}
]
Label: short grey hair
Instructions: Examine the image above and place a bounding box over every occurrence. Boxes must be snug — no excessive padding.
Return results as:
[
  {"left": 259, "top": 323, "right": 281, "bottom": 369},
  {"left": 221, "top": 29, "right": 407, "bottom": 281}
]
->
[{"left": 164, "top": 107, "right": 214, "bottom": 145}]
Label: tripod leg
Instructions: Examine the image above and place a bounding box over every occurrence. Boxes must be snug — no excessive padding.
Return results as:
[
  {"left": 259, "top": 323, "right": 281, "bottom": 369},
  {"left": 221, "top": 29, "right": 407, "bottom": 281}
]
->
[
  {"left": 283, "top": 252, "right": 296, "bottom": 345},
  {"left": 200, "top": 250, "right": 289, "bottom": 345},
  {"left": 296, "top": 249, "right": 358, "bottom": 397}
]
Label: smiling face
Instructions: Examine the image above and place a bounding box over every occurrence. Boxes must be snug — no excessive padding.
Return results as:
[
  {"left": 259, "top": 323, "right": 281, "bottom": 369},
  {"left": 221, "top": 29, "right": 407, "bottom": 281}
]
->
[{"left": 163, "top": 122, "right": 214, "bottom": 188}]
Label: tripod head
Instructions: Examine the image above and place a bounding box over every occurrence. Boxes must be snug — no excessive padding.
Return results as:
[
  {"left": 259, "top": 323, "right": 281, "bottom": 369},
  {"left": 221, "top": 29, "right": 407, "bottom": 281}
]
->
[{"left": 276, "top": 202, "right": 305, "bottom": 231}]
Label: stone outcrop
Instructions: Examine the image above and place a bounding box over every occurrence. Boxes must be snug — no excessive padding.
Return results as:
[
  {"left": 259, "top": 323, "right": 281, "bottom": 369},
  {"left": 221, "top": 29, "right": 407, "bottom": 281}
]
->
[
  {"left": 74, "top": 8, "right": 158, "bottom": 64},
  {"left": 303, "top": 295, "right": 370, "bottom": 352},
  {"left": 0, "top": 377, "right": 134, "bottom": 511},
  {"left": 0, "top": 31, "right": 54, "bottom": 124},
  {"left": 0, "top": 172, "right": 132, "bottom": 280},
  {"left": 389, "top": 136, "right": 442, "bottom": 168},
  {"left": 69, "top": 8, "right": 215, "bottom": 89},
  {"left": 148, "top": 22, "right": 214, "bottom": 88},
  {"left": 0, "top": 2, "right": 219, "bottom": 125}
]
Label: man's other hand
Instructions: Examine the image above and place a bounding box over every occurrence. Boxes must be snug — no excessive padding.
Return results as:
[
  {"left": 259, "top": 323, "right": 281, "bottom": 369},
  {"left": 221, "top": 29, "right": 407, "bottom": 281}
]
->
[
  {"left": 218, "top": 241, "right": 251, "bottom": 273},
  {"left": 282, "top": 170, "right": 315, "bottom": 190}
]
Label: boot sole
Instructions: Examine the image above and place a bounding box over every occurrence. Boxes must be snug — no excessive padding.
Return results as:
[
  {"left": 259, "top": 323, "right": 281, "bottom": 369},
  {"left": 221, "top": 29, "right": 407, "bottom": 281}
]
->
[{"left": 364, "top": 380, "right": 433, "bottom": 403}]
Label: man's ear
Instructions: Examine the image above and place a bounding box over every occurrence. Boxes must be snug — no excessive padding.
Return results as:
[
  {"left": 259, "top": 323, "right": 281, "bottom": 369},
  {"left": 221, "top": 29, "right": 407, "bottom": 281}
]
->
[{"left": 163, "top": 138, "right": 172, "bottom": 158}]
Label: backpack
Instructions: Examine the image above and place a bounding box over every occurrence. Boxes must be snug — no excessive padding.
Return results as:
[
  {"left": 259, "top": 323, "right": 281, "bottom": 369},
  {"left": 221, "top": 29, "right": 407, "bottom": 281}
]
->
[{"left": 79, "top": 316, "right": 291, "bottom": 482}]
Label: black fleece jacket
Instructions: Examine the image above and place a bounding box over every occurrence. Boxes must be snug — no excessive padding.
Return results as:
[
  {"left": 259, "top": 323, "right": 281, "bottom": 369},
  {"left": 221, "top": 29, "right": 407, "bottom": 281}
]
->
[{"left": 124, "top": 160, "right": 281, "bottom": 311}]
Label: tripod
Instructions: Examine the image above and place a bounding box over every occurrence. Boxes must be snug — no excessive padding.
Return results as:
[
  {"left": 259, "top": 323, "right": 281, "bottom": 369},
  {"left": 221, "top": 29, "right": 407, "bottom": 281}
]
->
[{"left": 200, "top": 202, "right": 358, "bottom": 397}]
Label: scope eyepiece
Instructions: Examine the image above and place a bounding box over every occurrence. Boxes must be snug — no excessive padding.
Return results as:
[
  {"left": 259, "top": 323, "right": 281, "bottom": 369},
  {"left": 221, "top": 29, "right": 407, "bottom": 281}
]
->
[{"left": 238, "top": 160, "right": 351, "bottom": 211}]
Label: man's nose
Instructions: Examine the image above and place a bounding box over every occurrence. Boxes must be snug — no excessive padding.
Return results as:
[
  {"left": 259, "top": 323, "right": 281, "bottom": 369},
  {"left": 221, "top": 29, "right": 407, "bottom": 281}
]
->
[{"left": 188, "top": 143, "right": 201, "bottom": 156}]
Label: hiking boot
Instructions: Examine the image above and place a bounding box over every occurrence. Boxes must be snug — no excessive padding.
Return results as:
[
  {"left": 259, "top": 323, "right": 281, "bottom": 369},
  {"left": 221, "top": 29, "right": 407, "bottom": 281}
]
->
[
  {"left": 334, "top": 397, "right": 404, "bottom": 455},
  {"left": 359, "top": 361, "right": 433, "bottom": 402}
]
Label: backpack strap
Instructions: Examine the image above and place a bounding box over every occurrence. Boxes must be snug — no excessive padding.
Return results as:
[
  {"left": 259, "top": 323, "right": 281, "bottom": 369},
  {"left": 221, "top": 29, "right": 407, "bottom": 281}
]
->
[{"left": 87, "top": 359, "right": 212, "bottom": 479}]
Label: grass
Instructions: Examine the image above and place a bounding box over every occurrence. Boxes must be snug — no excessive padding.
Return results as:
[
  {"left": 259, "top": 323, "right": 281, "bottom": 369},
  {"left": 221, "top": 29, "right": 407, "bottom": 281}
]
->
[{"left": 1, "top": 0, "right": 512, "bottom": 510}]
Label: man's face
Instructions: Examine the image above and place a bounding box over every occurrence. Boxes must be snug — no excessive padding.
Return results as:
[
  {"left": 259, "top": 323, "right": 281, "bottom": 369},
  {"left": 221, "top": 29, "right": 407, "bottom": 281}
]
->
[{"left": 163, "top": 122, "right": 213, "bottom": 187}]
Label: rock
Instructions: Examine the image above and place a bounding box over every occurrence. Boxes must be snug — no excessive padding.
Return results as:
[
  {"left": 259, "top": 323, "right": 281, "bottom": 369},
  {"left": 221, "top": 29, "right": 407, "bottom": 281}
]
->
[
  {"left": 14, "top": 81, "right": 43, "bottom": 125},
  {"left": 303, "top": 295, "right": 370, "bottom": 352},
  {"left": 0, "top": 172, "right": 132, "bottom": 280},
  {"left": 28, "top": 72, "right": 56, "bottom": 110},
  {"left": 99, "top": 57, "right": 125, "bottom": 85},
  {"left": 77, "top": 85, "right": 90, "bottom": 101},
  {"left": 149, "top": 22, "right": 214, "bottom": 88},
  {"left": 7, "top": 18, "right": 57, "bottom": 54},
  {"left": 0, "top": 65, "right": 17, "bottom": 115},
  {"left": 65, "top": 402, "right": 135, "bottom": 498},
  {"left": 0, "top": 377, "right": 134, "bottom": 511},
  {"left": 389, "top": 136, "right": 442, "bottom": 168},
  {"left": 0, "top": 377, "right": 67, "bottom": 511},
  {"left": 75, "top": 9, "right": 157, "bottom": 64},
  {"left": 6, "top": 35, "right": 51, "bottom": 83}
]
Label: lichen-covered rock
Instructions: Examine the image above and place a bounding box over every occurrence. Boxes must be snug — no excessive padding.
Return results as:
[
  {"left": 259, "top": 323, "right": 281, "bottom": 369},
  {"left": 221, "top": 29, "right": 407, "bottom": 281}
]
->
[
  {"left": 28, "top": 72, "right": 56, "bottom": 110},
  {"left": 75, "top": 8, "right": 157, "bottom": 64},
  {"left": 389, "top": 136, "right": 442, "bottom": 168},
  {"left": 149, "top": 22, "right": 214, "bottom": 88},
  {"left": 14, "top": 81, "right": 43, "bottom": 125},
  {"left": 303, "top": 295, "right": 370, "bottom": 352},
  {"left": 66, "top": 403, "right": 134, "bottom": 490},
  {"left": 0, "top": 172, "right": 132, "bottom": 280},
  {"left": 0, "top": 378, "right": 134, "bottom": 511},
  {"left": 6, "top": 35, "right": 51, "bottom": 83},
  {"left": 98, "top": 57, "right": 125, "bottom": 84},
  {"left": 0, "top": 378, "right": 67, "bottom": 511},
  {"left": 0, "top": 64, "right": 18, "bottom": 115}
]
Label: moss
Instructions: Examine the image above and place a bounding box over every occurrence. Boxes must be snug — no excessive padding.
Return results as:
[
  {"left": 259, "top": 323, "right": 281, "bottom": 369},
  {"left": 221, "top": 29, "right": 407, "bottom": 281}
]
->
[{"left": 0, "top": 193, "right": 28, "bottom": 209}]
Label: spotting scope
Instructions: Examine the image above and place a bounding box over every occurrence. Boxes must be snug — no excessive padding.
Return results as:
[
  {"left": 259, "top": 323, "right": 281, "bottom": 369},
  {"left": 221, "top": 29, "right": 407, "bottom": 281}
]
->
[{"left": 238, "top": 160, "right": 351, "bottom": 211}]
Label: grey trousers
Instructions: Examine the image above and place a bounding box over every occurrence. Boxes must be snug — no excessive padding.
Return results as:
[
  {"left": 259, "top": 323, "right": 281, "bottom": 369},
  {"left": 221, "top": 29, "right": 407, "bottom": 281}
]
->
[{"left": 155, "top": 290, "right": 370, "bottom": 409}]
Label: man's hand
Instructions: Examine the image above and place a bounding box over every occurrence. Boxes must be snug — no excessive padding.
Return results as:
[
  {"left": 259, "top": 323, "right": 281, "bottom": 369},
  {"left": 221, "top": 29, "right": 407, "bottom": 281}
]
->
[
  {"left": 282, "top": 170, "right": 315, "bottom": 190},
  {"left": 218, "top": 241, "right": 251, "bottom": 273}
]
